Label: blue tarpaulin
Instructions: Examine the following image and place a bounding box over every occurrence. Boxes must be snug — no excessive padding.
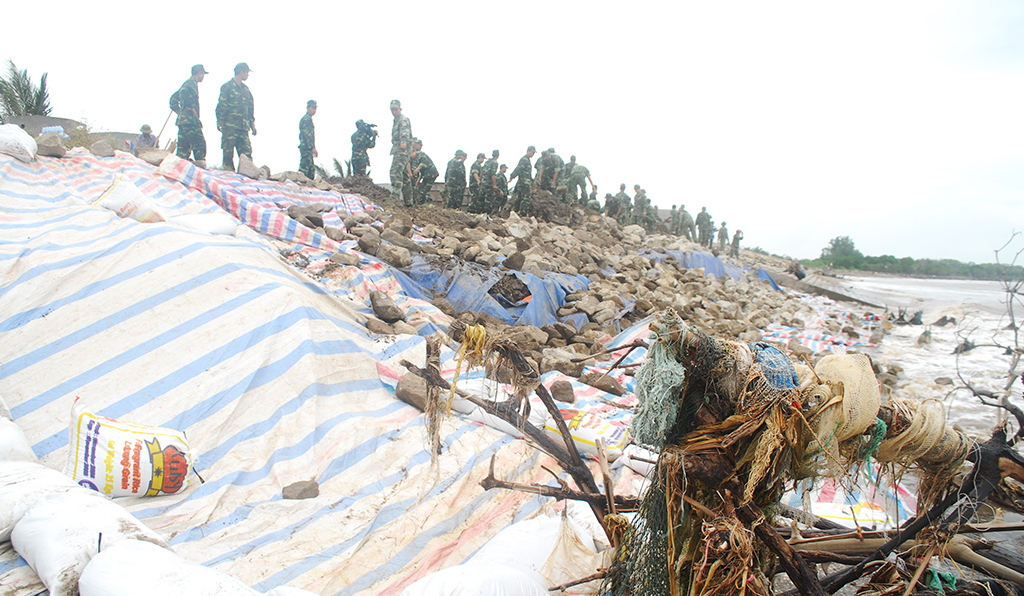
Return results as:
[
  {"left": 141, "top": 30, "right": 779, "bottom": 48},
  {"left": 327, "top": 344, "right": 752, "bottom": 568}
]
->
[
  {"left": 757, "top": 269, "right": 782, "bottom": 291},
  {"left": 399, "top": 256, "right": 590, "bottom": 328}
]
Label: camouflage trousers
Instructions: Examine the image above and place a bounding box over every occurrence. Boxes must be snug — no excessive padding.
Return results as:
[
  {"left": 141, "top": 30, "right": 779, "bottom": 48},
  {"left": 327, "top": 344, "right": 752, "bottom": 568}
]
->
[
  {"left": 509, "top": 180, "right": 532, "bottom": 213},
  {"left": 176, "top": 122, "right": 206, "bottom": 162},
  {"left": 488, "top": 189, "right": 507, "bottom": 214},
  {"left": 446, "top": 183, "right": 466, "bottom": 209},
  {"left": 415, "top": 173, "right": 437, "bottom": 205},
  {"left": 389, "top": 152, "right": 410, "bottom": 204},
  {"left": 221, "top": 128, "right": 251, "bottom": 170},
  {"left": 351, "top": 156, "right": 368, "bottom": 177},
  {"left": 467, "top": 185, "right": 487, "bottom": 214},
  {"left": 567, "top": 177, "right": 587, "bottom": 204},
  {"left": 681, "top": 222, "right": 697, "bottom": 242},
  {"left": 299, "top": 148, "right": 314, "bottom": 180}
]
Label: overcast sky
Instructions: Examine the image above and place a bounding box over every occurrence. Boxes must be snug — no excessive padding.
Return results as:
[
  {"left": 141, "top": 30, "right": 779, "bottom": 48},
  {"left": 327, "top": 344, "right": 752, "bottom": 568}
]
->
[{"left": 5, "top": 1, "right": 1022, "bottom": 263}]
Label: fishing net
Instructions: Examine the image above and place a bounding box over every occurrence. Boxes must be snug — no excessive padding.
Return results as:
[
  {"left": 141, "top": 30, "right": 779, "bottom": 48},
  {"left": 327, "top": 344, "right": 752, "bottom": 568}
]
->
[{"left": 632, "top": 337, "right": 687, "bottom": 450}]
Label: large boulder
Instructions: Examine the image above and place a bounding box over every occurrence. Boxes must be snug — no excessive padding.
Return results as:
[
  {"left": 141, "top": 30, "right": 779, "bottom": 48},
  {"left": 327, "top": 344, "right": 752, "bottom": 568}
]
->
[
  {"left": 35, "top": 132, "right": 66, "bottom": 157},
  {"left": 396, "top": 373, "right": 427, "bottom": 411},
  {"left": 138, "top": 149, "right": 170, "bottom": 166},
  {"left": 89, "top": 139, "right": 115, "bottom": 158},
  {"left": 238, "top": 154, "right": 262, "bottom": 179},
  {"left": 377, "top": 244, "right": 412, "bottom": 268},
  {"left": 370, "top": 290, "right": 405, "bottom": 323}
]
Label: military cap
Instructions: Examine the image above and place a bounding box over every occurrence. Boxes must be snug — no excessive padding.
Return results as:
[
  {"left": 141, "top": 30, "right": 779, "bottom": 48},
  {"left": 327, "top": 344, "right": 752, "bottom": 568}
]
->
[
  {"left": 527, "top": 145, "right": 537, "bottom": 152},
  {"left": 547, "top": 147, "right": 556, "bottom": 153},
  {"left": 605, "top": 193, "right": 613, "bottom": 198},
  {"left": 191, "top": 64, "right": 209, "bottom": 75},
  {"left": 355, "top": 119, "right": 365, "bottom": 127},
  {"left": 455, "top": 149, "right": 467, "bottom": 157},
  {"left": 140, "top": 124, "right": 152, "bottom": 133},
  {"left": 491, "top": 149, "right": 500, "bottom": 157},
  {"left": 390, "top": 99, "right": 401, "bottom": 109},
  {"left": 499, "top": 164, "right": 507, "bottom": 169},
  {"left": 476, "top": 152, "right": 486, "bottom": 159},
  {"left": 307, "top": 99, "right": 317, "bottom": 108},
  {"left": 413, "top": 138, "right": 422, "bottom": 145},
  {"left": 234, "top": 62, "right": 252, "bottom": 74}
]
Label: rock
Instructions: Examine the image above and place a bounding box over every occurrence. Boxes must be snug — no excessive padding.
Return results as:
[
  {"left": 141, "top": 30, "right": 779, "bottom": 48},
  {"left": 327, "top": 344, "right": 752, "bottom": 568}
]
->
[
  {"left": 388, "top": 220, "right": 412, "bottom": 236},
  {"left": 935, "top": 377, "right": 954, "bottom": 386},
  {"left": 504, "top": 325, "right": 549, "bottom": 351},
  {"left": 575, "top": 295, "right": 600, "bottom": 316},
  {"left": 370, "top": 290, "right": 405, "bottom": 323},
  {"left": 365, "top": 317, "right": 394, "bottom": 335},
  {"left": 282, "top": 479, "right": 319, "bottom": 500},
  {"left": 138, "top": 150, "right": 170, "bottom": 166},
  {"left": 329, "top": 252, "right": 361, "bottom": 266},
  {"left": 358, "top": 233, "right": 381, "bottom": 255},
  {"left": 238, "top": 154, "right": 262, "bottom": 179},
  {"left": 593, "top": 308, "right": 617, "bottom": 324},
  {"left": 579, "top": 372, "right": 626, "bottom": 396},
  {"left": 377, "top": 244, "right": 412, "bottom": 268},
  {"left": 787, "top": 339, "right": 813, "bottom": 359},
  {"left": 463, "top": 244, "right": 482, "bottom": 262},
  {"left": 324, "top": 227, "right": 354, "bottom": 242},
  {"left": 540, "top": 348, "right": 585, "bottom": 377},
  {"left": 381, "top": 229, "right": 425, "bottom": 253},
  {"left": 504, "top": 252, "right": 525, "bottom": 270},
  {"left": 440, "top": 236, "right": 462, "bottom": 252},
  {"left": 396, "top": 373, "right": 428, "bottom": 411},
  {"left": 35, "top": 132, "right": 66, "bottom": 157},
  {"left": 90, "top": 139, "right": 115, "bottom": 157},
  {"left": 550, "top": 380, "right": 576, "bottom": 403},
  {"left": 392, "top": 321, "right": 418, "bottom": 335}
]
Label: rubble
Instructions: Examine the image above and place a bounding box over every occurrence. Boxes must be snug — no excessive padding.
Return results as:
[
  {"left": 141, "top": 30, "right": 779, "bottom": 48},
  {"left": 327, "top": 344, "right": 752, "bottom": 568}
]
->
[{"left": 35, "top": 132, "right": 65, "bottom": 157}]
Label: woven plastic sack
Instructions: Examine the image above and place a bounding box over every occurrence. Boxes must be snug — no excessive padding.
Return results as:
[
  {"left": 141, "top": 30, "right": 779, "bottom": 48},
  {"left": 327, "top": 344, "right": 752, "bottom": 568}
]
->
[
  {"left": 813, "top": 354, "right": 880, "bottom": 442},
  {"left": 0, "top": 416, "right": 38, "bottom": 463},
  {"left": 0, "top": 123, "right": 37, "bottom": 162},
  {"left": 545, "top": 408, "right": 629, "bottom": 460},
  {"left": 11, "top": 491, "right": 168, "bottom": 596},
  {"left": 67, "top": 397, "right": 193, "bottom": 497},
  {"left": 92, "top": 173, "right": 165, "bottom": 223},
  {"left": 0, "top": 461, "right": 90, "bottom": 542}
]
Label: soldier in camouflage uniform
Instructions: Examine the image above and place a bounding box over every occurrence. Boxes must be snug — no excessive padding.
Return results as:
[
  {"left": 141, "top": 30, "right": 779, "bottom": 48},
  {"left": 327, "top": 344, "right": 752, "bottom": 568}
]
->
[
  {"left": 730, "top": 230, "right": 743, "bottom": 258},
  {"left": 169, "top": 64, "right": 208, "bottom": 167},
  {"left": 468, "top": 153, "right": 486, "bottom": 213},
  {"left": 614, "top": 184, "right": 632, "bottom": 225},
  {"left": 350, "top": 119, "right": 377, "bottom": 177},
  {"left": 603, "top": 193, "right": 618, "bottom": 217},
  {"left": 480, "top": 149, "right": 500, "bottom": 212},
  {"left": 586, "top": 193, "right": 602, "bottom": 211},
  {"left": 445, "top": 150, "right": 467, "bottom": 209},
  {"left": 718, "top": 221, "right": 729, "bottom": 252},
  {"left": 508, "top": 145, "right": 536, "bottom": 214},
  {"left": 679, "top": 204, "right": 697, "bottom": 242},
  {"left": 565, "top": 159, "right": 594, "bottom": 205},
  {"left": 298, "top": 100, "right": 317, "bottom": 180},
  {"left": 536, "top": 148, "right": 564, "bottom": 191},
  {"left": 669, "top": 205, "right": 679, "bottom": 234},
  {"left": 696, "top": 207, "right": 712, "bottom": 247},
  {"left": 389, "top": 99, "right": 413, "bottom": 204},
  {"left": 491, "top": 164, "right": 509, "bottom": 214},
  {"left": 408, "top": 139, "right": 438, "bottom": 206},
  {"left": 215, "top": 62, "right": 256, "bottom": 171}
]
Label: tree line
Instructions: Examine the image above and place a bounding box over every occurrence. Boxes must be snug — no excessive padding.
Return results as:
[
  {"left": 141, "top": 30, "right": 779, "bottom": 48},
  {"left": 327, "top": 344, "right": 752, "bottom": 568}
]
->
[{"left": 801, "top": 235, "right": 1022, "bottom": 280}]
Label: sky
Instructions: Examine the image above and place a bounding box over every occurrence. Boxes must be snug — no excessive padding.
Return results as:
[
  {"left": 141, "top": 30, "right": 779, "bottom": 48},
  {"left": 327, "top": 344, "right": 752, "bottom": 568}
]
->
[{"left": 4, "top": 1, "right": 1022, "bottom": 263}]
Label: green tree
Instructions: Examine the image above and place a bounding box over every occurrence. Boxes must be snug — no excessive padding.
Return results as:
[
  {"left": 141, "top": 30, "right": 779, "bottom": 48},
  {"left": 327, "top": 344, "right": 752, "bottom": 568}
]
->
[
  {"left": 0, "top": 59, "right": 51, "bottom": 119},
  {"left": 820, "top": 235, "right": 863, "bottom": 260}
]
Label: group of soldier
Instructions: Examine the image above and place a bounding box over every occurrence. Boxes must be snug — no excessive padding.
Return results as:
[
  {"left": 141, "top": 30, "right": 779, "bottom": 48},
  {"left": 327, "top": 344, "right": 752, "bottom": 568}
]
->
[{"left": 661, "top": 205, "right": 743, "bottom": 257}]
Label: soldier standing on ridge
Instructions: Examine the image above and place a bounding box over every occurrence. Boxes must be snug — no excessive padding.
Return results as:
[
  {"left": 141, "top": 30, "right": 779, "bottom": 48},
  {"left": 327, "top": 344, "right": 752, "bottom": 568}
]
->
[
  {"left": 731, "top": 229, "right": 743, "bottom": 258},
  {"left": 669, "top": 205, "right": 679, "bottom": 234},
  {"left": 444, "top": 150, "right": 467, "bottom": 209},
  {"left": 350, "top": 120, "right": 377, "bottom": 177},
  {"left": 408, "top": 138, "right": 438, "bottom": 206},
  {"left": 718, "top": 221, "right": 729, "bottom": 253},
  {"left": 298, "top": 100, "right": 317, "bottom": 180},
  {"left": 565, "top": 158, "right": 594, "bottom": 205},
  {"left": 481, "top": 149, "right": 500, "bottom": 212},
  {"left": 492, "top": 164, "right": 509, "bottom": 214},
  {"left": 696, "top": 207, "right": 712, "bottom": 248},
  {"left": 536, "top": 148, "right": 564, "bottom": 191},
  {"left": 679, "top": 204, "right": 697, "bottom": 242},
  {"left": 215, "top": 62, "right": 256, "bottom": 171},
  {"left": 508, "top": 145, "right": 536, "bottom": 214},
  {"left": 169, "top": 64, "right": 208, "bottom": 167},
  {"left": 468, "top": 152, "right": 486, "bottom": 212},
  {"left": 389, "top": 99, "right": 413, "bottom": 203}
]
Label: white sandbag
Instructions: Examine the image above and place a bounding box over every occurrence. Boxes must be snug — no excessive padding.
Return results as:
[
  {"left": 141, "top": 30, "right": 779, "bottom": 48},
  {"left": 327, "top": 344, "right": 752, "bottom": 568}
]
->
[
  {"left": 12, "top": 491, "right": 168, "bottom": 596},
  {"left": 452, "top": 377, "right": 549, "bottom": 439},
  {"left": 78, "top": 539, "right": 261, "bottom": 596},
  {"left": 92, "top": 173, "right": 165, "bottom": 223},
  {"left": 610, "top": 444, "right": 658, "bottom": 477},
  {"left": 0, "top": 123, "right": 37, "bottom": 162},
  {"left": 0, "top": 417, "right": 38, "bottom": 463},
  {"left": 0, "top": 461, "right": 88, "bottom": 542},
  {"left": 168, "top": 212, "right": 238, "bottom": 236},
  {"left": 544, "top": 407, "right": 629, "bottom": 460},
  {"left": 0, "top": 392, "right": 11, "bottom": 420},
  {"left": 399, "top": 562, "right": 548, "bottom": 596},
  {"left": 68, "top": 397, "right": 193, "bottom": 497}
]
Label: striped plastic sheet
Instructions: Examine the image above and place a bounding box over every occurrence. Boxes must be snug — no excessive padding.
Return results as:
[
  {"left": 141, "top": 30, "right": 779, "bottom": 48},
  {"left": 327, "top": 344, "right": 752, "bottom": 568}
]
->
[{"left": 0, "top": 152, "right": 566, "bottom": 596}]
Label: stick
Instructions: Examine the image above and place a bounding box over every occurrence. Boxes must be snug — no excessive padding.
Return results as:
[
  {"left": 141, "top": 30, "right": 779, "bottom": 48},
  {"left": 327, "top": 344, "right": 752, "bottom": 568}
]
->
[
  {"left": 900, "top": 543, "right": 937, "bottom": 596},
  {"left": 548, "top": 570, "right": 606, "bottom": 592},
  {"left": 156, "top": 110, "right": 174, "bottom": 143}
]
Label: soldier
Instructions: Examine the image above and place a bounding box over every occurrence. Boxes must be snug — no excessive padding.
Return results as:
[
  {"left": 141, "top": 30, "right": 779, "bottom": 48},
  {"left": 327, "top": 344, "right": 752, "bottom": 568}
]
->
[
  {"left": 603, "top": 193, "right": 618, "bottom": 218},
  {"left": 669, "top": 205, "right": 679, "bottom": 234},
  {"left": 481, "top": 149, "right": 500, "bottom": 212},
  {"left": 718, "top": 221, "right": 729, "bottom": 252},
  {"left": 730, "top": 229, "right": 743, "bottom": 258},
  {"left": 679, "top": 204, "right": 697, "bottom": 242},
  {"left": 169, "top": 64, "right": 208, "bottom": 167},
  {"left": 389, "top": 99, "right": 413, "bottom": 203},
  {"left": 298, "top": 100, "right": 317, "bottom": 180},
  {"left": 350, "top": 119, "right": 377, "bottom": 177},
  {"left": 536, "top": 147, "right": 564, "bottom": 191},
  {"left": 468, "top": 152, "right": 486, "bottom": 213},
  {"left": 589, "top": 185, "right": 598, "bottom": 205},
  {"left": 586, "top": 192, "right": 602, "bottom": 211},
  {"left": 491, "top": 164, "right": 509, "bottom": 214},
  {"left": 631, "top": 185, "right": 647, "bottom": 226},
  {"left": 508, "top": 145, "right": 536, "bottom": 214},
  {"left": 696, "top": 207, "right": 712, "bottom": 248},
  {"left": 444, "top": 150, "right": 468, "bottom": 209},
  {"left": 408, "top": 138, "right": 438, "bottom": 206},
  {"left": 215, "top": 62, "right": 256, "bottom": 171},
  {"left": 565, "top": 158, "right": 594, "bottom": 205}
]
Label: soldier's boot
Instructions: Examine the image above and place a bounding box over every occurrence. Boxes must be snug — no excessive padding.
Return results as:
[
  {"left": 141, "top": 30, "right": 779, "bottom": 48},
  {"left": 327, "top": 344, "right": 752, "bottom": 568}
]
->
[{"left": 194, "top": 159, "right": 207, "bottom": 169}]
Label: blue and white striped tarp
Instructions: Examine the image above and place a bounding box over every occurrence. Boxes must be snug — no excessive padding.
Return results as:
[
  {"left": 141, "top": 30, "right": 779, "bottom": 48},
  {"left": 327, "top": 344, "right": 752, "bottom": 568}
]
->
[{"left": 0, "top": 151, "right": 559, "bottom": 596}]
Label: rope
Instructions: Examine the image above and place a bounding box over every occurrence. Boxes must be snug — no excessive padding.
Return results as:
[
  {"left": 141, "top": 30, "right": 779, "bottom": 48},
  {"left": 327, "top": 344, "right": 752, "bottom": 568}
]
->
[{"left": 448, "top": 324, "right": 486, "bottom": 407}]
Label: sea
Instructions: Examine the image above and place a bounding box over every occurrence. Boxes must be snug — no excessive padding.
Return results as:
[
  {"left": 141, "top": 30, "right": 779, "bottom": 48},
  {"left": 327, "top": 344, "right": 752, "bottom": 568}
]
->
[{"left": 823, "top": 274, "right": 1020, "bottom": 438}]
